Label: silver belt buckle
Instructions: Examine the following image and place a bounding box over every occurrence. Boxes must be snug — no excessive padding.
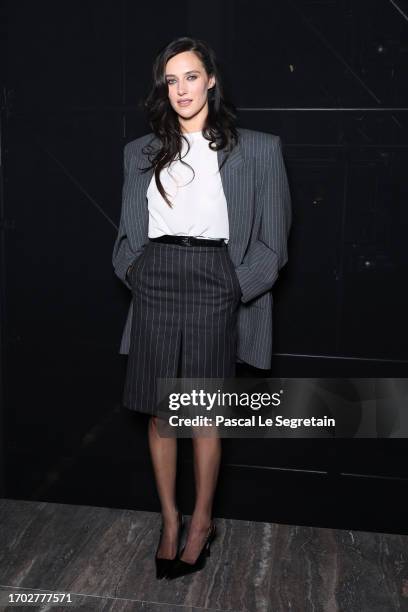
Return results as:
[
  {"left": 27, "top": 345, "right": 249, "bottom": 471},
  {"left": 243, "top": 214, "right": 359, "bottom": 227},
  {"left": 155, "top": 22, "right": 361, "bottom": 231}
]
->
[{"left": 181, "top": 236, "right": 191, "bottom": 246}]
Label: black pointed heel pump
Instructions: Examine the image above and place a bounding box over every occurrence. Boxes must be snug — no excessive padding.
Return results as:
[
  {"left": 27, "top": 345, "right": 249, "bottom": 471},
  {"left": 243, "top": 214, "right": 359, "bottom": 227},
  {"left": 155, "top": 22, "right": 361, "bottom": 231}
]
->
[
  {"left": 166, "top": 521, "right": 217, "bottom": 580},
  {"left": 155, "top": 510, "right": 184, "bottom": 580}
]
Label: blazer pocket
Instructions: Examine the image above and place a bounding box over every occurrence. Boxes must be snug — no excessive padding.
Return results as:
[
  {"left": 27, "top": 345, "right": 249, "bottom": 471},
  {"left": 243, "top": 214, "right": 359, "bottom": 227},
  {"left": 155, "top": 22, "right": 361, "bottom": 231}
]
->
[
  {"left": 225, "top": 254, "right": 242, "bottom": 297},
  {"left": 128, "top": 248, "right": 148, "bottom": 283}
]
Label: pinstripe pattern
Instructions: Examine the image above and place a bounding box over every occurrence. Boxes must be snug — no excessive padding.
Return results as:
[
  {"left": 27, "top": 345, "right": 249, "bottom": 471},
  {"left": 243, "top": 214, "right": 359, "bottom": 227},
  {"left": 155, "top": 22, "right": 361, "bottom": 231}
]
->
[
  {"left": 112, "top": 128, "right": 292, "bottom": 370},
  {"left": 123, "top": 240, "right": 241, "bottom": 414}
]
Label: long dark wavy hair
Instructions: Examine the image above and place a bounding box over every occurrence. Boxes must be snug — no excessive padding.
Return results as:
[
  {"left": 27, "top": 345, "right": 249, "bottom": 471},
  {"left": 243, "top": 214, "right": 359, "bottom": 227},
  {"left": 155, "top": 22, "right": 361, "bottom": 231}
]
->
[{"left": 139, "top": 36, "right": 239, "bottom": 208}]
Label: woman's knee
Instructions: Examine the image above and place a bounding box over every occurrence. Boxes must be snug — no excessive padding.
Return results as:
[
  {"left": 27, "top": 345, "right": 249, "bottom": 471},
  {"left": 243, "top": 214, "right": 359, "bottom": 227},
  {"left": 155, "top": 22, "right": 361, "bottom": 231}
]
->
[
  {"left": 149, "top": 415, "right": 159, "bottom": 428},
  {"left": 149, "top": 415, "right": 167, "bottom": 430}
]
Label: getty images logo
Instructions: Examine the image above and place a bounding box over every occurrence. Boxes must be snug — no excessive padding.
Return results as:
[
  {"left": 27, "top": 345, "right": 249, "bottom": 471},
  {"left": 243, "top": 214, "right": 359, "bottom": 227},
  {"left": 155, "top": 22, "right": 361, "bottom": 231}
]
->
[{"left": 167, "top": 388, "right": 283, "bottom": 411}]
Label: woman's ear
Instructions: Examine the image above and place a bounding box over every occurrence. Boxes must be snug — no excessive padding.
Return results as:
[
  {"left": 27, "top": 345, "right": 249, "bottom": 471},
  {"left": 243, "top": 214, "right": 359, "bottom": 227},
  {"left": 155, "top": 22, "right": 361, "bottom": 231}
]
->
[{"left": 208, "top": 75, "right": 216, "bottom": 90}]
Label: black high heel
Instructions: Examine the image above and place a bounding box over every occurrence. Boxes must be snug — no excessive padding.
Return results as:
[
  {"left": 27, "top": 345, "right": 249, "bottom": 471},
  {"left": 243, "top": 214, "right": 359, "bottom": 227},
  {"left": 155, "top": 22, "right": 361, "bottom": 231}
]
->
[
  {"left": 155, "top": 510, "right": 184, "bottom": 580},
  {"left": 166, "top": 521, "right": 217, "bottom": 580}
]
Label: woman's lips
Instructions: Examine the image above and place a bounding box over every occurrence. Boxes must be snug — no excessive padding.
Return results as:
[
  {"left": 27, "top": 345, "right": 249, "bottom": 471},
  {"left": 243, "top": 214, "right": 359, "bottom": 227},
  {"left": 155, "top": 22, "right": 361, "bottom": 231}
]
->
[{"left": 178, "top": 99, "right": 192, "bottom": 106}]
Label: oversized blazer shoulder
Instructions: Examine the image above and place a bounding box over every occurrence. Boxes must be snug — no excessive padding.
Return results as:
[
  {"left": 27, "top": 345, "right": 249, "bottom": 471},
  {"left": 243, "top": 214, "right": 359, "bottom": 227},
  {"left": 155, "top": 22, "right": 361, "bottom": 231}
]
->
[{"left": 112, "top": 127, "right": 292, "bottom": 369}]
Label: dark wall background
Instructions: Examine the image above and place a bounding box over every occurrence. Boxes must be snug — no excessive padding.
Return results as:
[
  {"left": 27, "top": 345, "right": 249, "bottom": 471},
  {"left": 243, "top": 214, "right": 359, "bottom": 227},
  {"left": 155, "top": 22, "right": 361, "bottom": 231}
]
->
[{"left": 1, "top": 0, "right": 408, "bottom": 532}]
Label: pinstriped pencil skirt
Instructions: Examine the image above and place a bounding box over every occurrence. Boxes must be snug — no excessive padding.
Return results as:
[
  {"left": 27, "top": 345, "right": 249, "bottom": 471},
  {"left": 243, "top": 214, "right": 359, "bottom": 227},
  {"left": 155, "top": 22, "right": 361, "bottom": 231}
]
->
[{"left": 122, "top": 239, "right": 242, "bottom": 415}]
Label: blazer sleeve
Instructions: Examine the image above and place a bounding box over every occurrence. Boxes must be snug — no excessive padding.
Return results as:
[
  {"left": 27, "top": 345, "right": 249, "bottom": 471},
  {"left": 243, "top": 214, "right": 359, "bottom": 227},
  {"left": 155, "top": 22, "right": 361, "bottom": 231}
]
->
[
  {"left": 112, "top": 143, "right": 146, "bottom": 290},
  {"left": 234, "top": 135, "right": 292, "bottom": 303}
]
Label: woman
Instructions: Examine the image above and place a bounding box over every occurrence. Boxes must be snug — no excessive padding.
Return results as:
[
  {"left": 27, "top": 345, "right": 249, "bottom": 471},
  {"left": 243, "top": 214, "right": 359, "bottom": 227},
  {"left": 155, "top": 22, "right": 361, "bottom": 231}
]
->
[{"left": 112, "top": 36, "right": 292, "bottom": 580}]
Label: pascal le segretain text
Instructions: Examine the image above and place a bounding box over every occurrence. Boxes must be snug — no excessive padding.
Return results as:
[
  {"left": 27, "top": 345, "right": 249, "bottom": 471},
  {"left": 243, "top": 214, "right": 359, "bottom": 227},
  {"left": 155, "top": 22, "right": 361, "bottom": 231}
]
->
[{"left": 167, "top": 415, "right": 336, "bottom": 429}]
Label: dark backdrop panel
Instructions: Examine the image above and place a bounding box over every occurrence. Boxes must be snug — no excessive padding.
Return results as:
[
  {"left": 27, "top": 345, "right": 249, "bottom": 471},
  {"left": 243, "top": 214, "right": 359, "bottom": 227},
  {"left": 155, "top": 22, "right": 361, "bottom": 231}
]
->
[
  {"left": 7, "top": 0, "right": 123, "bottom": 110},
  {"left": 340, "top": 151, "right": 408, "bottom": 359},
  {"left": 273, "top": 151, "right": 343, "bottom": 356},
  {"left": 5, "top": 111, "right": 125, "bottom": 462}
]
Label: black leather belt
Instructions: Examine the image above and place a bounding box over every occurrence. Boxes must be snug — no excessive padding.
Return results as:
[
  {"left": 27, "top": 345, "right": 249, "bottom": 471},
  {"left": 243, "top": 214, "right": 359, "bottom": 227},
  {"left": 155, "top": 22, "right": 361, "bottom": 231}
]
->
[{"left": 149, "top": 235, "right": 226, "bottom": 247}]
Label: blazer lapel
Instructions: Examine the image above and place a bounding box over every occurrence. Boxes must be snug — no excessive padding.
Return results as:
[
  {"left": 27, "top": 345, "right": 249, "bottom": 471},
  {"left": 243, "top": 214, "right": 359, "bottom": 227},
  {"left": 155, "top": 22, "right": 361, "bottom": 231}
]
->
[{"left": 217, "top": 137, "right": 246, "bottom": 263}]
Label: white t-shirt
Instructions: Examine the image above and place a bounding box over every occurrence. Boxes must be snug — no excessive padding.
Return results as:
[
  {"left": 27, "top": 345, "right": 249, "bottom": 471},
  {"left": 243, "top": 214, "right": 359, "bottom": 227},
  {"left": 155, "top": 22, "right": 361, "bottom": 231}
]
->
[{"left": 147, "top": 130, "right": 229, "bottom": 243}]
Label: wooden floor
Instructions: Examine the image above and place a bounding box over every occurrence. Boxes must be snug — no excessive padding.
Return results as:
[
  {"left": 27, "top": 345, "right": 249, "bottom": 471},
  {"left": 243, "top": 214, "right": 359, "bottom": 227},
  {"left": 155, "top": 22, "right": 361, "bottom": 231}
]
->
[{"left": 0, "top": 498, "right": 407, "bottom": 611}]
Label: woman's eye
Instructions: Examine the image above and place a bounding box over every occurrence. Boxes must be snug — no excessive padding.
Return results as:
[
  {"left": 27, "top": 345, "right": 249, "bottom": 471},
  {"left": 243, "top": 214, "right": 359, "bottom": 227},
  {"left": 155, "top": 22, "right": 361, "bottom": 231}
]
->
[{"left": 167, "top": 75, "right": 197, "bottom": 85}]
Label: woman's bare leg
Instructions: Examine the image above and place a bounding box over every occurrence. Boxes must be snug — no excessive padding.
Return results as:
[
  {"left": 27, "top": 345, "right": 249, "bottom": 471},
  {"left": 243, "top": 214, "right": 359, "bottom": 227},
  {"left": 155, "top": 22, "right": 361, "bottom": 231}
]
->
[
  {"left": 180, "top": 429, "right": 221, "bottom": 563},
  {"left": 148, "top": 415, "right": 179, "bottom": 559}
]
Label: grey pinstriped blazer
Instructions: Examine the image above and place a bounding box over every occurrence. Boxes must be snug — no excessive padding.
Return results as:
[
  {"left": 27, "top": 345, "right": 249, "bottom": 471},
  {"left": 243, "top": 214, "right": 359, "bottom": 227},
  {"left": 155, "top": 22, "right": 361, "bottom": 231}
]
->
[{"left": 112, "top": 127, "right": 292, "bottom": 369}]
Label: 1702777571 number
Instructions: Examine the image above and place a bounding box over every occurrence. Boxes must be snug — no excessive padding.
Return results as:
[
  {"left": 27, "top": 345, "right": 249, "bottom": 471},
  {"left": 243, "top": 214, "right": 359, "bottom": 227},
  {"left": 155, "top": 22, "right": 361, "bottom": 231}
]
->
[{"left": 5, "top": 592, "right": 73, "bottom": 605}]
